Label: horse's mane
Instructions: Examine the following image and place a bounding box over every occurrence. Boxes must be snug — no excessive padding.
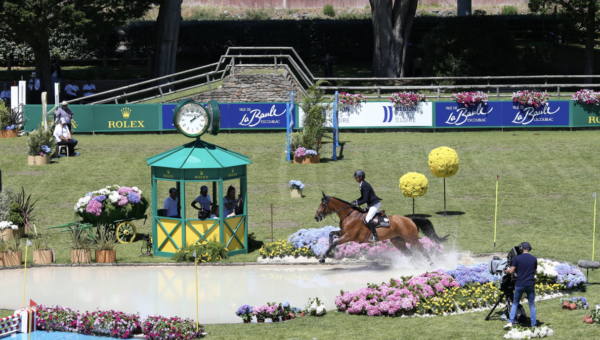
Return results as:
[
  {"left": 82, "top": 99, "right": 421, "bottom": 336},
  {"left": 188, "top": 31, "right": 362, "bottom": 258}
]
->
[{"left": 329, "top": 196, "right": 365, "bottom": 213}]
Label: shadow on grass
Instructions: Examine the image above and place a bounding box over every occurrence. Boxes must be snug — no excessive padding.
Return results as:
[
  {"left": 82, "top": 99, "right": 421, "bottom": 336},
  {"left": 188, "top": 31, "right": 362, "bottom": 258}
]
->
[
  {"left": 435, "top": 211, "right": 465, "bottom": 217},
  {"left": 248, "top": 232, "right": 264, "bottom": 252},
  {"left": 404, "top": 214, "right": 433, "bottom": 218}
]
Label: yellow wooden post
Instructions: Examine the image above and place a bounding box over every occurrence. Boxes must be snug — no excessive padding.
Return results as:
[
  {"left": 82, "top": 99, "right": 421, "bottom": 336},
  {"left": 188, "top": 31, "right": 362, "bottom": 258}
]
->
[
  {"left": 22, "top": 239, "right": 31, "bottom": 308},
  {"left": 593, "top": 192, "right": 597, "bottom": 261},
  {"left": 494, "top": 175, "right": 499, "bottom": 250}
]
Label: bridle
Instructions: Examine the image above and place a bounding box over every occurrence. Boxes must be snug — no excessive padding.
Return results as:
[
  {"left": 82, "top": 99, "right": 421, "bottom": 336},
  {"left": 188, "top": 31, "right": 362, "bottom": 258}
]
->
[{"left": 316, "top": 196, "right": 354, "bottom": 225}]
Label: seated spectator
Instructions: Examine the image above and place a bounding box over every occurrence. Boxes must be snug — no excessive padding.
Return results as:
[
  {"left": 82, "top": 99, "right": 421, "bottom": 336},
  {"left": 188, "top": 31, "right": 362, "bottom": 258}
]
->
[
  {"left": 64, "top": 80, "right": 79, "bottom": 100},
  {"left": 223, "top": 185, "right": 243, "bottom": 217},
  {"left": 55, "top": 101, "right": 74, "bottom": 132},
  {"left": 163, "top": 188, "right": 180, "bottom": 218},
  {"left": 0, "top": 84, "right": 10, "bottom": 106},
  {"left": 82, "top": 79, "right": 96, "bottom": 97},
  {"left": 210, "top": 205, "right": 219, "bottom": 219},
  {"left": 53, "top": 120, "right": 78, "bottom": 157},
  {"left": 28, "top": 72, "right": 41, "bottom": 104}
]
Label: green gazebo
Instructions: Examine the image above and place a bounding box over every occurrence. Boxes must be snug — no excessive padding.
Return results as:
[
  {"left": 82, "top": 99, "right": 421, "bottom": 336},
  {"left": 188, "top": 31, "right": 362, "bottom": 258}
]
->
[{"left": 146, "top": 138, "right": 251, "bottom": 257}]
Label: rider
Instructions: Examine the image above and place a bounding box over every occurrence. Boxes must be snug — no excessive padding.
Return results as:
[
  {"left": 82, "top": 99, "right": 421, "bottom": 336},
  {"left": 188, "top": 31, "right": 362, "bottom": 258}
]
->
[{"left": 351, "top": 170, "right": 382, "bottom": 242}]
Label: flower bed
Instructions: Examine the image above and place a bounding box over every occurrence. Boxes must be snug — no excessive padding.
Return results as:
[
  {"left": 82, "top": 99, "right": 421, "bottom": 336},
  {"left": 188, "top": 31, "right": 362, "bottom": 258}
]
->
[
  {"left": 389, "top": 92, "right": 427, "bottom": 108},
  {"left": 504, "top": 325, "right": 554, "bottom": 339},
  {"left": 451, "top": 91, "right": 489, "bottom": 106},
  {"left": 338, "top": 92, "right": 367, "bottom": 108},
  {"left": 535, "top": 259, "right": 587, "bottom": 289},
  {"left": 512, "top": 90, "right": 550, "bottom": 108},
  {"left": 36, "top": 305, "right": 204, "bottom": 340},
  {"left": 334, "top": 237, "right": 443, "bottom": 261},
  {"left": 572, "top": 89, "right": 600, "bottom": 105}
]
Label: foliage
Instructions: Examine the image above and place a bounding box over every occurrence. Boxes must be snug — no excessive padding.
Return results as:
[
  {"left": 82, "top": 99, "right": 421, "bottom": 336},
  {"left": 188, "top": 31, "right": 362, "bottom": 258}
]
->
[
  {"left": 0, "top": 102, "right": 22, "bottom": 130},
  {"left": 31, "top": 235, "right": 50, "bottom": 251},
  {"left": 512, "top": 90, "right": 551, "bottom": 108},
  {"left": 573, "top": 89, "right": 600, "bottom": 105},
  {"left": 0, "top": 239, "right": 6, "bottom": 252},
  {"left": 323, "top": 4, "right": 335, "bottom": 17},
  {"left": 6, "top": 237, "right": 21, "bottom": 252},
  {"left": 561, "top": 296, "right": 589, "bottom": 309},
  {"left": 61, "top": 223, "right": 92, "bottom": 251},
  {"left": 74, "top": 185, "right": 147, "bottom": 219},
  {"left": 422, "top": 16, "right": 516, "bottom": 78},
  {"left": 502, "top": 5, "right": 519, "bottom": 15},
  {"left": 143, "top": 315, "right": 204, "bottom": 340},
  {"left": 0, "top": 187, "right": 14, "bottom": 222},
  {"left": 305, "top": 297, "right": 326, "bottom": 316},
  {"left": 244, "top": 9, "right": 271, "bottom": 21},
  {"left": 259, "top": 239, "right": 315, "bottom": 259},
  {"left": 235, "top": 305, "right": 253, "bottom": 321},
  {"left": 171, "top": 241, "right": 227, "bottom": 263},
  {"left": 338, "top": 92, "right": 366, "bottom": 108},
  {"left": 389, "top": 92, "right": 427, "bottom": 108},
  {"left": 94, "top": 225, "right": 118, "bottom": 251},
  {"left": 13, "top": 186, "right": 43, "bottom": 232},
  {"left": 428, "top": 147, "right": 459, "bottom": 178},
  {"left": 27, "top": 127, "right": 55, "bottom": 156},
  {"left": 399, "top": 172, "right": 428, "bottom": 198},
  {"left": 451, "top": 91, "right": 489, "bottom": 106},
  {"left": 298, "top": 80, "right": 331, "bottom": 153},
  {"left": 8, "top": 201, "right": 23, "bottom": 227}
]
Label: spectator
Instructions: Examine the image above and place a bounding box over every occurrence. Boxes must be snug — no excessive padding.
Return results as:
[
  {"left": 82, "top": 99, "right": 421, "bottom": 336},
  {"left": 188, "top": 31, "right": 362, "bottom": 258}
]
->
[
  {"left": 64, "top": 79, "right": 79, "bottom": 100},
  {"left": 50, "top": 59, "right": 62, "bottom": 100},
  {"left": 0, "top": 84, "right": 10, "bottom": 107},
  {"left": 191, "top": 185, "right": 211, "bottom": 214},
  {"left": 163, "top": 188, "right": 180, "bottom": 218},
  {"left": 55, "top": 101, "right": 74, "bottom": 132},
  {"left": 53, "top": 120, "right": 78, "bottom": 156},
  {"left": 82, "top": 79, "right": 96, "bottom": 97},
  {"left": 210, "top": 205, "right": 219, "bottom": 219},
  {"left": 223, "top": 185, "right": 243, "bottom": 217},
  {"left": 28, "top": 72, "right": 41, "bottom": 104}
]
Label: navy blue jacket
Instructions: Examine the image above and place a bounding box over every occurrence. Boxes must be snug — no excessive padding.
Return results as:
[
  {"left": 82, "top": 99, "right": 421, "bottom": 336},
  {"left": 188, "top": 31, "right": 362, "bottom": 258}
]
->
[{"left": 356, "top": 180, "right": 381, "bottom": 207}]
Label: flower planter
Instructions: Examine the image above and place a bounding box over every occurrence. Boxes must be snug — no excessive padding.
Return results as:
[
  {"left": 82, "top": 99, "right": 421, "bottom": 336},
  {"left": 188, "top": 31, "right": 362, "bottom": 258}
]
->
[
  {"left": 243, "top": 319, "right": 251, "bottom": 324},
  {"left": 290, "top": 189, "right": 302, "bottom": 198},
  {"left": 4, "top": 251, "right": 22, "bottom": 266},
  {"left": 257, "top": 319, "right": 265, "bottom": 323},
  {"left": 0, "top": 129, "right": 18, "bottom": 139},
  {"left": 95, "top": 250, "right": 116, "bottom": 263},
  {"left": 271, "top": 317, "right": 280, "bottom": 322},
  {"left": 563, "top": 301, "right": 570, "bottom": 309},
  {"left": 570, "top": 303, "right": 577, "bottom": 310},
  {"left": 71, "top": 249, "right": 91, "bottom": 263},
  {"left": 33, "top": 250, "right": 53, "bottom": 265},
  {"left": 0, "top": 226, "right": 25, "bottom": 241},
  {"left": 0, "top": 252, "right": 4, "bottom": 266},
  {"left": 293, "top": 155, "right": 320, "bottom": 164},
  {"left": 28, "top": 155, "right": 51, "bottom": 166}
]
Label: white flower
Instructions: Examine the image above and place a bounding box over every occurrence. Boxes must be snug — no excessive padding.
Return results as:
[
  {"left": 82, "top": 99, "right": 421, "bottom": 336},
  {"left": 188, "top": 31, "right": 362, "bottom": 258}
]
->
[
  {"left": 316, "top": 306, "right": 325, "bottom": 316},
  {"left": 109, "top": 192, "right": 120, "bottom": 204},
  {"left": 98, "top": 188, "right": 110, "bottom": 195},
  {"left": 0, "top": 221, "right": 17, "bottom": 230},
  {"left": 132, "top": 187, "right": 142, "bottom": 194}
]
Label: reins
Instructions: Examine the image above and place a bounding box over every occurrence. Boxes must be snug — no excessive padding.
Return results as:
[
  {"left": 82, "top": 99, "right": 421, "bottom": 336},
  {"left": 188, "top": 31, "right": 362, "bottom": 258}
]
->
[{"left": 317, "top": 197, "right": 357, "bottom": 227}]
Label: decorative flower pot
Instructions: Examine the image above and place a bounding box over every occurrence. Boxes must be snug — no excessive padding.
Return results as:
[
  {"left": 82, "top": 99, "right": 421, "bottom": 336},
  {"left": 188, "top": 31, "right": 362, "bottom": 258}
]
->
[
  {"left": 4, "top": 251, "right": 22, "bottom": 266},
  {"left": 71, "top": 249, "right": 91, "bottom": 263},
  {"left": 563, "top": 301, "right": 570, "bottom": 309},
  {"left": 0, "top": 252, "right": 5, "bottom": 266},
  {"left": 300, "top": 312, "right": 305, "bottom": 317},
  {"left": 283, "top": 316, "right": 291, "bottom": 321},
  {"left": 293, "top": 156, "right": 319, "bottom": 164},
  {"left": 0, "top": 129, "right": 18, "bottom": 139},
  {"left": 257, "top": 319, "right": 265, "bottom": 323},
  {"left": 0, "top": 227, "right": 25, "bottom": 241},
  {"left": 271, "top": 317, "right": 280, "bottom": 322},
  {"left": 33, "top": 250, "right": 53, "bottom": 265},
  {"left": 586, "top": 318, "right": 594, "bottom": 324},
  {"left": 290, "top": 189, "right": 302, "bottom": 198},
  {"left": 570, "top": 303, "right": 577, "bottom": 310},
  {"left": 28, "top": 155, "right": 51, "bottom": 166},
  {"left": 584, "top": 315, "right": 592, "bottom": 323},
  {"left": 288, "top": 312, "right": 295, "bottom": 320},
  {"left": 95, "top": 250, "right": 116, "bottom": 263},
  {"left": 243, "top": 319, "right": 251, "bottom": 324},
  {"left": 309, "top": 155, "right": 320, "bottom": 164}
]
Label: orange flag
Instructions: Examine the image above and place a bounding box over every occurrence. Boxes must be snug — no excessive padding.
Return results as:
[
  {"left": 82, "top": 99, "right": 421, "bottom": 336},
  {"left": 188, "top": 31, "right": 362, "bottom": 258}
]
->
[{"left": 29, "top": 299, "right": 37, "bottom": 307}]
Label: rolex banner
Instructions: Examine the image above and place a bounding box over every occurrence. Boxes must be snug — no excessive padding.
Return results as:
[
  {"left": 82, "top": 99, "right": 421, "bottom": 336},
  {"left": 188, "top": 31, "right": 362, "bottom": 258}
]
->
[{"left": 92, "top": 105, "right": 161, "bottom": 132}]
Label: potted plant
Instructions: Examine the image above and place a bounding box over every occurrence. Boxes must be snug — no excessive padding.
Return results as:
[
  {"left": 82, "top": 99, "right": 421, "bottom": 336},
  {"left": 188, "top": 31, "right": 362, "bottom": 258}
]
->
[
  {"left": 338, "top": 92, "right": 367, "bottom": 111},
  {"left": 0, "top": 239, "right": 6, "bottom": 266},
  {"left": 289, "top": 180, "right": 305, "bottom": 198},
  {"left": 27, "top": 127, "right": 54, "bottom": 165},
  {"left": 0, "top": 102, "right": 22, "bottom": 138},
  {"left": 293, "top": 148, "right": 320, "bottom": 164},
  {"left": 62, "top": 223, "right": 92, "bottom": 263},
  {"left": 389, "top": 92, "right": 427, "bottom": 109},
  {"left": 32, "top": 235, "right": 53, "bottom": 265},
  {"left": 235, "top": 305, "right": 253, "bottom": 324},
  {"left": 0, "top": 220, "right": 20, "bottom": 241},
  {"left": 94, "top": 226, "right": 117, "bottom": 263},
  {"left": 2, "top": 187, "right": 43, "bottom": 238},
  {"left": 573, "top": 89, "right": 600, "bottom": 105},
  {"left": 4, "top": 237, "right": 22, "bottom": 266},
  {"left": 253, "top": 305, "right": 268, "bottom": 323},
  {"left": 297, "top": 80, "right": 331, "bottom": 159},
  {"left": 512, "top": 90, "right": 550, "bottom": 109},
  {"left": 451, "top": 91, "right": 489, "bottom": 107}
]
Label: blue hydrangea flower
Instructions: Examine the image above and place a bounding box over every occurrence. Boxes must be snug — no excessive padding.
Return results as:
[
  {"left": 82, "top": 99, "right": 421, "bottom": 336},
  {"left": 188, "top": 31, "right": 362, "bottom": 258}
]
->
[
  {"left": 93, "top": 195, "right": 106, "bottom": 202},
  {"left": 41, "top": 145, "right": 51, "bottom": 153},
  {"left": 127, "top": 192, "right": 141, "bottom": 204}
]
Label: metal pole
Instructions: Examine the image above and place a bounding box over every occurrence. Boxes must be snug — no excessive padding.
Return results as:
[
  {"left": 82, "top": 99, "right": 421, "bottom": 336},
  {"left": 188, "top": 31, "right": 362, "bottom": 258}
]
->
[
  {"left": 207, "top": 75, "right": 211, "bottom": 91},
  {"left": 413, "top": 198, "right": 415, "bottom": 217},
  {"left": 496, "top": 87, "right": 500, "bottom": 100},
  {"left": 377, "top": 89, "right": 381, "bottom": 101},
  {"left": 274, "top": 57, "right": 277, "bottom": 73},
  {"left": 557, "top": 86, "right": 560, "bottom": 100},
  {"left": 271, "top": 203, "right": 274, "bottom": 243},
  {"left": 444, "top": 178, "right": 447, "bottom": 216},
  {"left": 333, "top": 91, "right": 338, "bottom": 161}
]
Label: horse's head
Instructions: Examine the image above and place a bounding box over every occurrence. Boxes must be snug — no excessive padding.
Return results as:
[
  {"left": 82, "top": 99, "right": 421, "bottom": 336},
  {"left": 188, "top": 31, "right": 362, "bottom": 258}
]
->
[{"left": 315, "top": 191, "right": 332, "bottom": 222}]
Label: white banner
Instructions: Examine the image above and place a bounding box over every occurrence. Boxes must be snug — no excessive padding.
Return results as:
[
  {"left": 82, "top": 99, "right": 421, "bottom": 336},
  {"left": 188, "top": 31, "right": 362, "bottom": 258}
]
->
[{"left": 299, "top": 102, "right": 433, "bottom": 128}]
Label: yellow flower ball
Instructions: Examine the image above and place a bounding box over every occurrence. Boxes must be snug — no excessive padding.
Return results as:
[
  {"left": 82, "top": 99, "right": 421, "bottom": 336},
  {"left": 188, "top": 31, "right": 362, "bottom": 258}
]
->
[
  {"left": 399, "top": 172, "right": 429, "bottom": 198},
  {"left": 428, "top": 147, "right": 459, "bottom": 178}
]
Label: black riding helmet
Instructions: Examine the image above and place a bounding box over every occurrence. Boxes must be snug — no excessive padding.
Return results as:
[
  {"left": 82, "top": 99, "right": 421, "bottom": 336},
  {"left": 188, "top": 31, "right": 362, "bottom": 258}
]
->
[{"left": 354, "top": 170, "right": 365, "bottom": 179}]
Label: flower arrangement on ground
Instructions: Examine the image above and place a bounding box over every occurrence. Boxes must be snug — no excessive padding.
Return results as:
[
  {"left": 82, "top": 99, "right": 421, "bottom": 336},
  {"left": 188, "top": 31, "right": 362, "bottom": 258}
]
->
[
  {"left": 142, "top": 315, "right": 204, "bottom": 340},
  {"left": 561, "top": 297, "right": 588, "bottom": 310},
  {"left": 27, "top": 127, "right": 55, "bottom": 156},
  {"left": 389, "top": 92, "right": 427, "bottom": 108},
  {"left": 512, "top": 90, "right": 550, "bottom": 108},
  {"left": 78, "top": 309, "right": 141, "bottom": 338},
  {"left": 338, "top": 92, "right": 367, "bottom": 108},
  {"left": 293, "top": 148, "right": 318, "bottom": 158},
  {"left": 584, "top": 308, "right": 600, "bottom": 324},
  {"left": 504, "top": 325, "right": 554, "bottom": 339},
  {"left": 0, "top": 101, "right": 23, "bottom": 131},
  {"left": 287, "top": 226, "right": 340, "bottom": 257},
  {"left": 171, "top": 241, "right": 227, "bottom": 263},
  {"left": 36, "top": 305, "right": 79, "bottom": 332},
  {"left": 235, "top": 305, "right": 253, "bottom": 322},
  {"left": 289, "top": 180, "right": 305, "bottom": 191},
  {"left": 451, "top": 91, "right": 489, "bottom": 106},
  {"left": 305, "top": 297, "right": 326, "bottom": 316},
  {"left": 334, "top": 238, "right": 443, "bottom": 261},
  {"left": 572, "top": 89, "right": 600, "bottom": 105},
  {"left": 305, "top": 149, "right": 318, "bottom": 157},
  {"left": 74, "top": 185, "right": 148, "bottom": 220},
  {"left": 0, "top": 221, "right": 18, "bottom": 230}
]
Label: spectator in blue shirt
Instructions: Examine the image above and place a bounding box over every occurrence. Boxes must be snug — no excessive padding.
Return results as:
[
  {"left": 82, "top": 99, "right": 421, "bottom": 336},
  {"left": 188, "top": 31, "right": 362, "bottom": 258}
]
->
[
  {"left": 191, "top": 185, "right": 211, "bottom": 218},
  {"left": 163, "top": 188, "right": 180, "bottom": 218},
  {"left": 55, "top": 101, "right": 74, "bottom": 132},
  {"left": 504, "top": 242, "right": 537, "bottom": 329}
]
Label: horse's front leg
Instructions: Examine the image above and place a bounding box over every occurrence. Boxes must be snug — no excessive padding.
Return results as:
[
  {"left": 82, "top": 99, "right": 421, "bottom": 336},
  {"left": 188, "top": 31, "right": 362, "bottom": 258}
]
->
[
  {"left": 318, "top": 240, "right": 339, "bottom": 264},
  {"left": 328, "top": 230, "right": 341, "bottom": 244},
  {"left": 319, "top": 232, "right": 352, "bottom": 264}
]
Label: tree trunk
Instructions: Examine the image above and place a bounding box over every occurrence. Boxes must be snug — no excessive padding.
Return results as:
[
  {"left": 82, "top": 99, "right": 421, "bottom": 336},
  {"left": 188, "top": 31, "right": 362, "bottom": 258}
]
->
[
  {"left": 152, "top": 0, "right": 183, "bottom": 90},
  {"left": 584, "top": 3, "right": 595, "bottom": 83},
  {"left": 30, "top": 39, "right": 52, "bottom": 104},
  {"left": 370, "top": 0, "right": 419, "bottom": 77}
]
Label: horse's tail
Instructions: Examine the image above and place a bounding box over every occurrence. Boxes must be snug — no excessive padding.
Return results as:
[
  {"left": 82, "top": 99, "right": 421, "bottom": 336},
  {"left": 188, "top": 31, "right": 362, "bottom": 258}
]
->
[{"left": 411, "top": 217, "right": 449, "bottom": 244}]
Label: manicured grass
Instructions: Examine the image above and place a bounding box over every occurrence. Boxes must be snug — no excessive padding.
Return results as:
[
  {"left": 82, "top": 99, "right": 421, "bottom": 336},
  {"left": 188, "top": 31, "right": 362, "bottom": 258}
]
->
[
  {"left": 1, "top": 130, "right": 600, "bottom": 265},
  {"left": 0, "top": 309, "right": 13, "bottom": 318}
]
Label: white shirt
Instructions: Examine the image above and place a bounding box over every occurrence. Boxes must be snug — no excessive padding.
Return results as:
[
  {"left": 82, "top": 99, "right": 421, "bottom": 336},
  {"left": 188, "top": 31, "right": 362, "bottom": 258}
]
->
[
  {"left": 163, "top": 196, "right": 179, "bottom": 217},
  {"left": 65, "top": 84, "right": 79, "bottom": 96},
  {"left": 82, "top": 84, "right": 96, "bottom": 96},
  {"left": 210, "top": 214, "right": 218, "bottom": 219},
  {"left": 53, "top": 125, "right": 69, "bottom": 143},
  {"left": 28, "top": 78, "right": 40, "bottom": 91},
  {"left": 193, "top": 194, "right": 211, "bottom": 210}
]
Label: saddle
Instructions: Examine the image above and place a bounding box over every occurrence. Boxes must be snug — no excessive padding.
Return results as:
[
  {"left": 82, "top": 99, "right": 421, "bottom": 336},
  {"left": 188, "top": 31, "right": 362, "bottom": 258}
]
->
[{"left": 362, "top": 210, "right": 390, "bottom": 228}]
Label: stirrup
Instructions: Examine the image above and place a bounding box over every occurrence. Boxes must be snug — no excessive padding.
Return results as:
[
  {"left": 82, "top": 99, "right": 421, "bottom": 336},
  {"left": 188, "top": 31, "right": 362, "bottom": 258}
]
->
[{"left": 368, "top": 232, "right": 379, "bottom": 243}]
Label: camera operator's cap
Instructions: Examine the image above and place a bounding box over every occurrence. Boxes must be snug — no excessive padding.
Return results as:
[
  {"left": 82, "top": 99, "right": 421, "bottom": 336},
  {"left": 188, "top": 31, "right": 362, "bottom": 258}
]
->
[
  {"left": 31, "top": 72, "right": 37, "bottom": 77},
  {"left": 61, "top": 101, "right": 68, "bottom": 106},
  {"left": 200, "top": 185, "right": 208, "bottom": 192},
  {"left": 521, "top": 242, "right": 532, "bottom": 250},
  {"left": 169, "top": 188, "right": 178, "bottom": 193}
]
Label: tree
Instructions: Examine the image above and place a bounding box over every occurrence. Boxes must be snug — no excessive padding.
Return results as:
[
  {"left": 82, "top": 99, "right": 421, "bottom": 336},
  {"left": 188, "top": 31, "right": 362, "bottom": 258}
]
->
[
  {"left": 152, "top": 0, "right": 183, "bottom": 85},
  {"left": 530, "top": 0, "right": 600, "bottom": 78},
  {"left": 0, "top": 0, "right": 155, "bottom": 99},
  {"left": 369, "top": 0, "right": 419, "bottom": 77}
]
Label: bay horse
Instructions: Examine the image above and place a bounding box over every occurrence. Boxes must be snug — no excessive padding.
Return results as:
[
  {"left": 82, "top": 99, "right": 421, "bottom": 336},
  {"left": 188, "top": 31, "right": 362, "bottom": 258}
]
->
[{"left": 314, "top": 192, "right": 449, "bottom": 264}]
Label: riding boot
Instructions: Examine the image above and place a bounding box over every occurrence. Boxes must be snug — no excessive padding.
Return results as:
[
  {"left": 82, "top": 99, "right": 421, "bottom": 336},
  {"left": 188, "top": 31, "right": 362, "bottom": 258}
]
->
[{"left": 368, "top": 220, "right": 379, "bottom": 242}]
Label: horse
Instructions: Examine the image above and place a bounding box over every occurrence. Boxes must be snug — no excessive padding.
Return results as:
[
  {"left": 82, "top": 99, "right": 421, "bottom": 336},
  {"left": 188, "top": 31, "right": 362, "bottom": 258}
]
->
[{"left": 314, "top": 192, "right": 449, "bottom": 264}]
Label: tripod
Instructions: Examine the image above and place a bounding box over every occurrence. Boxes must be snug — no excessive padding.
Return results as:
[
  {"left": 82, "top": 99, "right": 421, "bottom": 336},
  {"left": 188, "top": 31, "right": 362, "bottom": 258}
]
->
[{"left": 485, "top": 289, "right": 514, "bottom": 321}]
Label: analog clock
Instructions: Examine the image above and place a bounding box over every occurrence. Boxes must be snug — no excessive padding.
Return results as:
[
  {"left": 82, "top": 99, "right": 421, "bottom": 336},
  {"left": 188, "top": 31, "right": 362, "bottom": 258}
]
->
[{"left": 173, "top": 100, "right": 211, "bottom": 137}]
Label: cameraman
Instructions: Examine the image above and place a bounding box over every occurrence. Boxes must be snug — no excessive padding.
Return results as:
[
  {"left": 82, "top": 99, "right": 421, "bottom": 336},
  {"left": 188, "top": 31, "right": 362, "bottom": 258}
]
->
[{"left": 503, "top": 242, "right": 537, "bottom": 329}]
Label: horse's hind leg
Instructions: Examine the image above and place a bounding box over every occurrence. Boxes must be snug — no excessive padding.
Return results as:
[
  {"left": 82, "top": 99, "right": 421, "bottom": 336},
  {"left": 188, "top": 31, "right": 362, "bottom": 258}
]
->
[
  {"left": 389, "top": 236, "right": 412, "bottom": 258},
  {"left": 408, "top": 238, "right": 434, "bottom": 266}
]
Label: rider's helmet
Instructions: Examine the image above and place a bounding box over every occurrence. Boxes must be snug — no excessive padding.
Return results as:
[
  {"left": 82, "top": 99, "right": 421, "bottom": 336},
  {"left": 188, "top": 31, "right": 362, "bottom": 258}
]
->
[{"left": 353, "top": 170, "right": 365, "bottom": 179}]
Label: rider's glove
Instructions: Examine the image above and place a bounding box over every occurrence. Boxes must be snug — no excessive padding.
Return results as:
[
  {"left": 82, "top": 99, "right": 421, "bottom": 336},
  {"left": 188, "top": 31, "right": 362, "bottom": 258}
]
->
[{"left": 351, "top": 200, "right": 358, "bottom": 207}]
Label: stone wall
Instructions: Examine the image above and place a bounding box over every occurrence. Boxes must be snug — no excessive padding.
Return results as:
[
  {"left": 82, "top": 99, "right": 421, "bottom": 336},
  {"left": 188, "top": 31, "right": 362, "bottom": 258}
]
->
[{"left": 186, "top": 68, "right": 302, "bottom": 103}]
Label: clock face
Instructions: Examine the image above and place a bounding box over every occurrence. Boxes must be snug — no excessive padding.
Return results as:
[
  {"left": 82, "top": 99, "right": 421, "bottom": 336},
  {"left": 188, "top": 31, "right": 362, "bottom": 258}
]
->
[{"left": 176, "top": 102, "right": 209, "bottom": 137}]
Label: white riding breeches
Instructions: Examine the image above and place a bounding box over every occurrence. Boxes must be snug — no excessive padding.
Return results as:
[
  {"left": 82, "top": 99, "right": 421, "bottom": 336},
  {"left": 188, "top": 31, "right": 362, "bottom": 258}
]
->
[{"left": 365, "top": 202, "right": 381, "bottom": 223}]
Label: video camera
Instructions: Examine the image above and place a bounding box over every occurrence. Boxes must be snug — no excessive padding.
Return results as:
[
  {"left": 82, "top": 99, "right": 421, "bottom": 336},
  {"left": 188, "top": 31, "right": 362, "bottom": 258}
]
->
[{"left": 489, "top": 245, "right": 523, "bottom": 293}]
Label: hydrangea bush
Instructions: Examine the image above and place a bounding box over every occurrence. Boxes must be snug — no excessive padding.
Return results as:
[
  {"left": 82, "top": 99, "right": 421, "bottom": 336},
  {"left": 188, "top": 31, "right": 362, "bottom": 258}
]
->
[
  {"left": 504, "top": 325, "right": 554, "bottom": 339},
  {"left": 74, "top": 185, "right": 146, "bottom": 217},
  {"left": 451, "top": 91, "right": 489, "bottom": 106},
  {"left": 389, "top": 92, "right": 427, "bottom": 108},
  {"left": 289, "top": 180, "right": 305, "bottom": 191}
]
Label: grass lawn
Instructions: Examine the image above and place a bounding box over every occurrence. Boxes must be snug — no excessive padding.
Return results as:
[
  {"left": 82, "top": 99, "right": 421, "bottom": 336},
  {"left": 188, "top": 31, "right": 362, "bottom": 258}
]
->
[{"left": 1, "top": 129, "right": 600, "bottom": 265}]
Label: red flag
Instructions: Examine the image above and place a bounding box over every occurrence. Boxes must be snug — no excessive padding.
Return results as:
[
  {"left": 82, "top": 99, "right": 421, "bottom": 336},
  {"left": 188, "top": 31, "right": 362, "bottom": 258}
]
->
[{"left": 30, "top": 299, "right": 37, "bottom": 307}]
